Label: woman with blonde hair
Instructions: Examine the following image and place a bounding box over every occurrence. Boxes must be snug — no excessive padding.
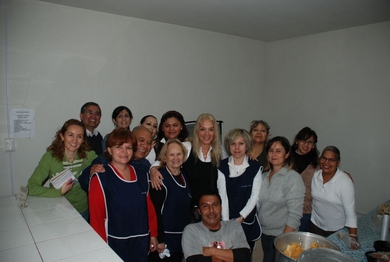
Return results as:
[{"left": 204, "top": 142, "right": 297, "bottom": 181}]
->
[
  {"left": 150, "top": 113, "right": 227, "bottom": 222},
  {"left": 217, "top": 128, "right": 263, "bottom": 251}
]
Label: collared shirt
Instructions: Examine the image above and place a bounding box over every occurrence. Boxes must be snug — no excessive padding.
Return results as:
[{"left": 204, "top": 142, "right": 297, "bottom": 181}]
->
[
  {"left": 86, "top": 129, "right": 99, "bottom": 137},
  {"left": 151, "top": 141, "right": 225, "bottom": 168},
  {"left": 218, "top": 155, "right": 263, "bottom": 221},
  {"left": 311, "top": 168, "right": 357, "bottom": 231}
]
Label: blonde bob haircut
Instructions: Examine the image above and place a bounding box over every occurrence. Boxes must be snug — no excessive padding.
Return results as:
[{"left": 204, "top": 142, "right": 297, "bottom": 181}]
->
[
  {"left": 191, "top": 113, "right": 222, "bottom": 167},
  {"left": 224, "top": 128, "right": 252, "bottom": 156},
  {"left": 158, "top": 139, "right": 188, "bottom": 168}
]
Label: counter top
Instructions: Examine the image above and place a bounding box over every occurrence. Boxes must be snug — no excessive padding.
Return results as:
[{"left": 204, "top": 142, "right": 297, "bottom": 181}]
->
[
  {"left": 327, "top": 199, "right": 390, "bottom": 262},
  {"left": 0, "top": 195, "right": 122, "bottom": 261}
]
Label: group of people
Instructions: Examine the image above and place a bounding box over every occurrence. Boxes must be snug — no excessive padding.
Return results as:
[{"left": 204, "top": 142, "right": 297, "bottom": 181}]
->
[{"left": 26, "top": 101, "right": 359, "bottom": 262}]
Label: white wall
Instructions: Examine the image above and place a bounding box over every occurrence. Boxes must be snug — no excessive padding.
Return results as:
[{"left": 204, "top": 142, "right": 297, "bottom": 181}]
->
[
  {"left": 1, "top": 0, "right": 389, "bottom": 213},
  {"left": 0, "top": 0, "right": 266, "bottom": 196},
  {"left": 265, "top": 21, "right": 390, "bottom": 213}
]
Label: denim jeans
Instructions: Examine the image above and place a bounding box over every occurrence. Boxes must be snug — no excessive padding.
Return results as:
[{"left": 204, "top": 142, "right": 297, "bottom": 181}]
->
[
  {"left": 261, "top": 233, "right": 276, "bottom": 262},
  {"left": 299, "top": 213, "right": 311, "bottom": 232}
]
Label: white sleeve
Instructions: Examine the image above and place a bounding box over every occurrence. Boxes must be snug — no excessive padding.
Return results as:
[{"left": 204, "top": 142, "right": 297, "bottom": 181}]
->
[
  {"left": 182, "top": 141, "right": 192, "bottom": 161},
  {"left": 239, "top": 167, "right": 263, "bottom": 219},
  {"left": 217, "top": 170, "right": 230, "bottom": 221}
]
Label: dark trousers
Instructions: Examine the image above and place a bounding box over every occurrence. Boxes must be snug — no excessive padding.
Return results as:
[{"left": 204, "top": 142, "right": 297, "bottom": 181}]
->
[
  {"left": 148, "top": 251, "right": 183, "bottom": 262},
  {"left": 299, "top": 213, "right": 311, "bottom": 232},
  {"left": 261, "top": 233, "right": 276, "bottom": 262},
  {"left": 309, "top": 221, "right": 337, "bottom": 237}
]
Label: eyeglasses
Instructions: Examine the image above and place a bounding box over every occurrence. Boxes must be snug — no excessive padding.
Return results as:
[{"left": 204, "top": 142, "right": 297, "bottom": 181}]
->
[
  {"left": 319, "top": 156, "right": 337, "bottom": 163},
  {"left": 299, "top": 139, "right": 315, "bottom": 146}
]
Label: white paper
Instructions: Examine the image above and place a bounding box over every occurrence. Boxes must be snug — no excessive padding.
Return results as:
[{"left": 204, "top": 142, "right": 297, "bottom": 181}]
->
[{"left": 10, "top": 109, "right": 35, "bottom": 138}]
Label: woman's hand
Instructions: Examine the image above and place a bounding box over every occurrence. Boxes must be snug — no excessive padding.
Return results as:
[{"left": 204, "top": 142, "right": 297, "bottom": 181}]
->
[
  {"left": 150, "top": 237, "right": 158, "bottom": 252},
  {"left": 246, "top": 153, "right": 257, "bottom": 161},
  {"left": 90, "top": 164, "right": 105, "bottom": 175},
  {"left": 283, "top": 225, "right": 296, "bottom": 233},
  {"left": 349, "top": 236, "right": 360, "bottom": 250},
  {"left": 150, "top": 167, "right": 164, "bottom": 190},
  {"left": 235, "top": 216, "right": 244, "bottom": 224},
  {"left": 157, "top": 242, "right": 166, "bottom": 253},
  {"left": 61, "top": 178, "right": 74, "bottom": 195},
  {"left": 344, "top": 171, "right": 354, "bottom": 182}
]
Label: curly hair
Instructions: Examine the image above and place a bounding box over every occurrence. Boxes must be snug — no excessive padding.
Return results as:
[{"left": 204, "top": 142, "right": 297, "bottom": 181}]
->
[{"left": 47, "top": 119, "right": 90, "bottom": 161}]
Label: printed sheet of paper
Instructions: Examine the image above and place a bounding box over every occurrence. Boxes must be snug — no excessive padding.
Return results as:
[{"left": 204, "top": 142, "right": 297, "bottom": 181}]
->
[{"left": 10, "top": 109, "right": 35, "bottom": 138}]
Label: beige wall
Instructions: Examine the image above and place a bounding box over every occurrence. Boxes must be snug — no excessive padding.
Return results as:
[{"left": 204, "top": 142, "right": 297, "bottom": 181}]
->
[
  {"left": 264, "top": 22, "right": 390, "bottom": 213},
  {"left": 1, "top": 0, "right": 389, "bottom": 213},
  {"left": 0, "top": 0, "right": 266, "bottom": 196}
]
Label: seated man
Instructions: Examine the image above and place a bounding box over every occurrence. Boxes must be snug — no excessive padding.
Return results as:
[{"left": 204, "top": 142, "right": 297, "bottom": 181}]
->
[{"left": 182, "top": 191, "right": 250, "bottom": 262}]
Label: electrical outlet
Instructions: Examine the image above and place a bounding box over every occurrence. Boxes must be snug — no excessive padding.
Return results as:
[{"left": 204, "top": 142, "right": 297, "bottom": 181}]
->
[{"left": 4, "top": 138, "right": 15, "bottom": 152}]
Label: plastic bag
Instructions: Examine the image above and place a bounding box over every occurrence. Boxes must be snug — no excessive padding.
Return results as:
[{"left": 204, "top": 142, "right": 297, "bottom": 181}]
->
[{"left": 338, "top": 232, "right": 360, "bottom": 250}]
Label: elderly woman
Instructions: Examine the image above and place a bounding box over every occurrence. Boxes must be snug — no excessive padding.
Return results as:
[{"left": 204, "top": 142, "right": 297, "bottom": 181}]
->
[
  {"left": 150, "top": 113, "right": 227, "bottom": 222},
  {"left": 248, "top": 120, "right": 270, "bottom": 167},
  {"left": 217, "top": 128, "right": 263, "bottom": 251},
  {"left": 89, "top": 128, "right": 157, "bottom": 262},
  {"left": 258, "top": 136, "right": 305, "bottom": 262},
  {"left": 27, "top": 119, "right": 97, "bottom": 220},
  {"left": 148, "top": 139, "right": 191, "bottom": 262},
  {"left": 310, "top": 146, "right": 359, "bottom": 249}
]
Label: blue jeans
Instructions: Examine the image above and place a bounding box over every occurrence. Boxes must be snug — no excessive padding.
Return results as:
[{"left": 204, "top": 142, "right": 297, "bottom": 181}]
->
[
  {"left": 299, "top": 213, "right": 311, "bottom": 232},
  {"left": 261, "top": 233, "right": 276, "bottom": 262}
]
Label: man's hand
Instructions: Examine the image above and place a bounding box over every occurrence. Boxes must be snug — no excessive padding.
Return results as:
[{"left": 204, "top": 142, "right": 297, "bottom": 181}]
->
[
  {"left": 150, "top": 167, "right": 163, "bottom": 190},
  {"left": 90, "top": 164, "right": 105, "bottom": 175}
]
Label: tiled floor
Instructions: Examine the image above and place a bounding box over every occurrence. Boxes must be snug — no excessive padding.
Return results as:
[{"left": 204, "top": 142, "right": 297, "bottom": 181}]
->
[{"left": 0, "top": 195, "right": 122, "bottom": 261}]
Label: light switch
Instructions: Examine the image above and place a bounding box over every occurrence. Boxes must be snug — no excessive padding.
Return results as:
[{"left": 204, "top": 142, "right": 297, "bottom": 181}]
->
[{"left": 4, "top": 138, "right": 15, "bottom": 152}]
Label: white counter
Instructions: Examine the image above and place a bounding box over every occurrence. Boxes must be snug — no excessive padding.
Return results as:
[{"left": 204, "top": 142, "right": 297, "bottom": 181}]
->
[{"left": 0, "top": 195, "right": 122, "bottom": 261}]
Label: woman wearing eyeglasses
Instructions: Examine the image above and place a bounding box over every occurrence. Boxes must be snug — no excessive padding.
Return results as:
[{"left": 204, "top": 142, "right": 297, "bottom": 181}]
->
[
  {"left": 310, "top": 146, "right": 359, "bottom": 249},
  {"left": 291, "top": 127, "right": 319, "bottom": 232}
]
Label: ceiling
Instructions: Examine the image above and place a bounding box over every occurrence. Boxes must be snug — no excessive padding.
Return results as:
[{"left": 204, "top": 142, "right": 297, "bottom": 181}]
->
[{"left": 39, "top": 0, "right": 390, "bottom": 42}]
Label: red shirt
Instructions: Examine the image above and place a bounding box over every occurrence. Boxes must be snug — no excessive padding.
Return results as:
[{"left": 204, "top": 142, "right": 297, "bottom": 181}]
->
[{"left": 89, "top": 164, "right": 158, "bottom": 241}]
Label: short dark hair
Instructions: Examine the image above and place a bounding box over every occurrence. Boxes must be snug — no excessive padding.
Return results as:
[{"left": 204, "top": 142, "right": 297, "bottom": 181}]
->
[
  {"left": 140, "top": 115, "right": 157, "bottom": 124},
  {"left": 80, "top": 102, "right": 101, "bottom": 113},
  {"left": 197, "top": 190, "right": 222, "bottom": 207}
]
